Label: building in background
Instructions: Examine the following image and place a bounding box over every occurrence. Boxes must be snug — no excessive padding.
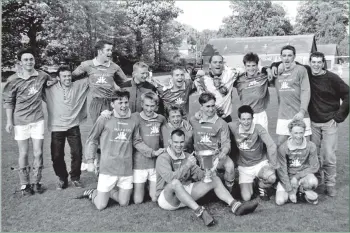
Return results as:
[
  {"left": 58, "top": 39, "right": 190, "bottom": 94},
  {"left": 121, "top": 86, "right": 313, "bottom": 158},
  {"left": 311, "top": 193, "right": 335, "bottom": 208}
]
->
[{"left": 317, "top": 44, "right": 340, "bottom": 70}]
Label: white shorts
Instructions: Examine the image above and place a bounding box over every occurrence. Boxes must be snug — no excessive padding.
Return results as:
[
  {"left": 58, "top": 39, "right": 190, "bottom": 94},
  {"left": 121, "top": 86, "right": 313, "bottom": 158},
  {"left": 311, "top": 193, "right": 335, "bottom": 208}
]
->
[
  {"left": 276, "top": 118, "right": 312, "bottom": 136},
  {"left": 158, "top": 183, "right": 194, "bottom": 210},
  {"left": 253, "top": 111, "right": 268, "bottom": 132},
  {"left": 14, "top": 120, "right": 45, "bottom": 140},
  {"left": 133, "top": 169, "right": 156, "bottom": 183},
  {"left": 238, "top": 160, "right": 269, "bottom": 184},
  {"left": 97, "top": 174, "right": 133, "bottom": 192}
]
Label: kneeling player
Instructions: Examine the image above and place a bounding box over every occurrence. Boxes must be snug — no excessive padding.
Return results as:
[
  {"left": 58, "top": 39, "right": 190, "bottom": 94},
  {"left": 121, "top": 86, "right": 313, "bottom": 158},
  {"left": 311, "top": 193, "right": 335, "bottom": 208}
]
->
[
  {"left": 156, "top": 129, "right": 258, "bottom": 226},
  {"left": 276, "top": 119, "right": 319, "bottom": 205},
  {"left": 77, "top": 90, "right": 156, "bottom": 210},
  {"left": 228, "top": 105, "right": 278, "bottom": 201}
]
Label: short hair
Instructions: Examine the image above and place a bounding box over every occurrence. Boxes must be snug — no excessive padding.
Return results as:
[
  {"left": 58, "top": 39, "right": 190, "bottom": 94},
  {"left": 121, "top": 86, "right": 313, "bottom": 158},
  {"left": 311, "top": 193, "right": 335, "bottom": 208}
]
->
[
  {"left": 199, "top": 92, "right": 216, "bottom": 105},
  {"left": 171, "top": 66, "right": 185, "bottom": 76},
  {"left": 209, "top": 54, "right": 224, "bottom": 63},
  {"left": 288, "top": 119, "right": 306, "bottom": 132},
  {"left": 281, "top": 45, "right": 296, "bottom": 55},
  {"left": 110, "top": 89, "right": 130, "bottom": 102},
  {"left": 133, "top": 62, "right": 149, "bottom": 72},
  {"left": 171, "top": 128, "right": 185, "bottom": 139},
  {"left": 56, "top": 65, "right": 71, "bottom": 76},
  {"left": 95, "top": 40, "right": 113, "bottom": 52},
  {"left": 237, "top": 105, "right": 254, "bottom": 118},
  {"left": 17, "top": 48, "right": 36, "bottom": 60},
  {"left": 243, "top": 52, "right": 259, "bottom": 65},
  {"left": 166, "top": 105, "right": 184, "bottom": 118},
  {"left": 141, "top": 91, "right": 159, "bottom": 105},
  {"left": 309, "top": 51, "right": 326, "bottom": 63}
]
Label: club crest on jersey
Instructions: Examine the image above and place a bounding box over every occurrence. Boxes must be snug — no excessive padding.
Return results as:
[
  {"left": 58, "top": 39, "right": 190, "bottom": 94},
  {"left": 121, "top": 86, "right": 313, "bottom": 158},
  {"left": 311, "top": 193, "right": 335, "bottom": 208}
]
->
[
  {"left": 175, "top": 98, "right": 184, "bottom": 105},
  {"left": 290, "top": 158, "right": 301, "bottom": 167},
  {"left": 280, "top": 81, "right": 290, "bottom": 89},
  {"left": 248, "top": 80, "right": 259, "bottom": 87},
  {"left": 96, "top": 76, "right": 107, "bottom": 84},
  {"left": 150, "top": 125, "right": 159, "bottom": 135},
  {"left": 28, "top": 86, "right": 38, "bottom": 96},
  {"left": 200, "top": 135, "right": 211, "bottom": 143},
  {"left": 239, "top": 141, "right": 249, "bottom": 150},
  {"left": 115, "top": 132, "right": 127, "bottom": 140}
]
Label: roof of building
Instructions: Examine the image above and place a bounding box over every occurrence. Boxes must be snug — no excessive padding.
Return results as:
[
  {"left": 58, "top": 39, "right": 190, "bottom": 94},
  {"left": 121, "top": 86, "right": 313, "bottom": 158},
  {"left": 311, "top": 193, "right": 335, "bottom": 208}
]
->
[
  {"left": 317, "top": 44, "right": 338, "bottom": 56},
  {"left": 202, "top": 34, "right": 316, "bottom": 56}
]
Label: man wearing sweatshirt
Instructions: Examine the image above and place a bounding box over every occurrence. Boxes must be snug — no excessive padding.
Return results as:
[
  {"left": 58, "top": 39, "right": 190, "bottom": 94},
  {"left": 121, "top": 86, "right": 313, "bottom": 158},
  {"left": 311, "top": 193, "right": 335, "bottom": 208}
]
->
[
  {"left": 78, "top": 90, "right": 160, "bottom": 210},
  {"left": 276, "top": 119, "right": 319, "bottom": 205},
  {"left": 228, "top": 105, "right": 278, "bottom": 201},
  {"left": 133, "top": 92, "right": 166, "bottom": 204},
  {"left": 156, "top": 129, "right": 258, "bottom": 227}
]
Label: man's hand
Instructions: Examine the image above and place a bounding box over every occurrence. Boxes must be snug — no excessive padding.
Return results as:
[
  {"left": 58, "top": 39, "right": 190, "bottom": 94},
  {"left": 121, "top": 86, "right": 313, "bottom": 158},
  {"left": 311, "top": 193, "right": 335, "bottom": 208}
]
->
[
  {"left": 113, "top": 83, "right": 121, "bottom": 91},
  {"left": 87, "top": 162, "right": 95, "bottom": 173},
  {"left": 100, "top": 110, "right": 112, "bottom": 119},
  {"left": 272, "top": 66, "right": 278, "bottom": 77},
  {"left": 186, "top": 155, "right": 197, "bottom": 167},
  {"left": 46, "top": 79, "right": 58, "bottom": 87},
  {"left": 288, "top": 192, "right": 297, "bottom": 203},
  {"left": 266, "top": 68, "right": 274, "bottom": 81},
  {"left": 293, "top": 111, "right": 305, "bottom": 121},
  {"left": 194, "top": 110, "right": 202, "bottom": 121},
  {"left": 290, "top": 176, "right": 299, "bottom": 189},
  {"left": 5, "top": 123, "right": 13, "bottom": 133},
  {"left": 152, "top": 148, "right": 165, "bottom": 157}
]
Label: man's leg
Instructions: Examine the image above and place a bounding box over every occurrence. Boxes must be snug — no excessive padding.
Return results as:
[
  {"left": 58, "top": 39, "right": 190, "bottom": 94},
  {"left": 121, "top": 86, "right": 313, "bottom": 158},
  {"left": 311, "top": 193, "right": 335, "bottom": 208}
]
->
[
  {"left": 32, "top": 138, "right": 44, "bottom": 193},
  {"left": 51, "top": 131, "right": 69, "bottom": 189},
  {"left": 257, "top": 164, "right": 277, "bottom": 200},
  {"left": 277, "top": 135, "right": 289, "bottom": 148},
  {"left": 276, "top": 119, "right": 289, "bottom": 147},
  {"left": 133, "top": 169, "right": 148, "bottom": 204},
  {"left": 148, "top": 169, "right": 157, "bottom": 202},
  {"left": 240, "top": 183, "right": 254, "bottom": 201},
  {"left": 298, "top": 174, "right": 319, "bottom": 204},
  {"left": 310, "top": 122, "right": 323, "bottom": 185},
  {"left": 66, "top": 126, "right": 83, "bottom": 187},
  {"left": 110, "top": 176, "right": 133, "bottom": 206},
  {"left": 275, "top": 182, "right": 288, "bottom": 206}
]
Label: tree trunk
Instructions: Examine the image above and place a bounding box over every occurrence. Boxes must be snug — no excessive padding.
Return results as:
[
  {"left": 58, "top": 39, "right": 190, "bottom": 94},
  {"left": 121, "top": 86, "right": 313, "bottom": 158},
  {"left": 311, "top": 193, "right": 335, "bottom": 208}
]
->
[
  {"left": 157, "top": 24, "right": 162, "bottom": 64},
  {"left": 136, "top": 29, "right": 143, "bottom": 60}
]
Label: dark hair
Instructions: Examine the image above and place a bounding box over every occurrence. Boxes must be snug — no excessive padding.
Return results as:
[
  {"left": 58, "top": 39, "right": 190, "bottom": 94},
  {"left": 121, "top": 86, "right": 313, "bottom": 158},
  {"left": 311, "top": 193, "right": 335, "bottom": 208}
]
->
[
  {"left": 95, "top": 40, "right": 113, "bottom": 52},
  {"left": 280, "top": 45, "right": 296, "bottom": 55},
  {"left": 171, "top": 128, "right": 185, "bottom": 139},
  {"left": 238, "top": 105, "right": 254, "bottom": 118},
  {"left": 171, "top": 66, "right": 185, "bottom": 76},
  {"left": 309, "top": 51, "right": 326, "bottom": 63},
  {"left": 141, "top": 91, "right": 159, "bottom": 105},
  {"left": 56, "top": 65, "right": 71, "bottom": 76},
  {"left": 199, "top": 92, "right": 216, "bottom": 105},
  {"left": 17, "top": 48, "right": 36, "bottom": 60},
  {"left": 209, "top": 54, "right": 224, "bottom": 63},
  {"left": 166, "top": 105, "right": 184, "bottom": 119},
  {"left": 110, "top": 89, "right": 130, "bottom": 102},
  {"left": 288, "top": 119, "right": 306, "bottom": 132},
  {"left": 243, "top": 52, "right": 259, "bottom": 65}
]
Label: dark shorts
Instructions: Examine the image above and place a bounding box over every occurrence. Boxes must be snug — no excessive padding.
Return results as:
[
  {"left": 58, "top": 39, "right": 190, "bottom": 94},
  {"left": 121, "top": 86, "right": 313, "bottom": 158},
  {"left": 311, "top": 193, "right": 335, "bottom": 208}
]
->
[{"left": 89, "top": 97, "right": 112, "bottom": 123}]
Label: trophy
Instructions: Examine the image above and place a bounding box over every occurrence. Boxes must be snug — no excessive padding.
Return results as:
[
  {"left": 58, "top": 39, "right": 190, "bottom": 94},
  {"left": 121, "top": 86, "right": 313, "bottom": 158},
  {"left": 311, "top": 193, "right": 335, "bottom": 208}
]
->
[{"left": 197, "top": 150, "right": 215, "bottom": 183}]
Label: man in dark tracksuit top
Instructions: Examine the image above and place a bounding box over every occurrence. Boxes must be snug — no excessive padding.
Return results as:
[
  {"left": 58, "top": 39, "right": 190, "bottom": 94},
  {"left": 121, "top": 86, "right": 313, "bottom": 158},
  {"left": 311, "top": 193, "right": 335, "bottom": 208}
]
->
[{"left": 78, "top": 90, "right": 159, "bottom": 210}]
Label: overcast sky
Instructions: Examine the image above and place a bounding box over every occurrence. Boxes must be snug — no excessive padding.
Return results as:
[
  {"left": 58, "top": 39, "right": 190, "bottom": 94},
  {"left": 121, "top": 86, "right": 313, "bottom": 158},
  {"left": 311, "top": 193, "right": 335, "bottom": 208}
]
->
[{"left": 175, "top": 1, "right": 300, "bottom": 31}]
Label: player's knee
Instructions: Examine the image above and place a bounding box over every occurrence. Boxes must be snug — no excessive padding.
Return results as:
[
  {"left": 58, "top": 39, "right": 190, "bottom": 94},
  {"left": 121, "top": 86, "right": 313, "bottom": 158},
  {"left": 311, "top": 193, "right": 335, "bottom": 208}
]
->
[
  {"left": 224, "top": 158, "right": 235, "bottom": 172},
  {"left": 119, "top": 198, "right": 130, "bottom": 207},
  {"left": 95, "top": 201, "right": 108, "bottom": 211},
  {"left": 33, "top": 149, "right": 43, "bottom": 158},
  {"left": 264, "top": 173, "right": 276, "bottom": 185},
  {"left": 241, "top": 190, "right": 252, "bottom": 201},
  {"left": 133, "top": 195, "right": 144, "bottom": 205},
  {"left": 275, "top": 192, "right": 288, "bottom": 206},
  {"left": 303, "top": 175, "right": 318, "bottom": 190},
  {"left": 170, "top": 179, "right": 181, "bottom": 189}
]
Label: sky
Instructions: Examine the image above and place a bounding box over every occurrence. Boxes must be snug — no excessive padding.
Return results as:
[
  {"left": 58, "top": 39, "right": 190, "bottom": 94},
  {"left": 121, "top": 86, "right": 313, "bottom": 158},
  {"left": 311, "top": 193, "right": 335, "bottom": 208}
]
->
[{"left": 175, "top": 1, "right": 300, "bottom": 31}]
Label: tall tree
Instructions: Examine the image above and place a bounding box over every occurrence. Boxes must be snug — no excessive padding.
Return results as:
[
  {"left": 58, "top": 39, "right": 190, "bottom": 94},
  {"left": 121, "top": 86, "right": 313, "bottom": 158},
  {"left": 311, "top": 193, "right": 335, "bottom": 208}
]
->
[{"left": 219, "top": 0, "right": 293, "bottom": 37}]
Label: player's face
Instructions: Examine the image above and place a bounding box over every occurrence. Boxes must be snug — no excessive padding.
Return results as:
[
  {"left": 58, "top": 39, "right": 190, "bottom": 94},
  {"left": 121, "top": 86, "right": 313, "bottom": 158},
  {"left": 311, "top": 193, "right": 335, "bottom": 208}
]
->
[
  {"left": 172, "top": 69, "right": 185, "bottom": 88},
  {"left": 280, "top": 49, "right": 295, "bottom": 69},
  {"left": 201, "top": 99, "right": 216, "bottom": 118},
  {"left": 20, "top": 53, "right": 35, "bottom": 71},
  {"left": 98, "top": 44, "right": 113, "bottom": 62},
  {"left": 310, "top": 57, "right": 324, "bottom": 75},
  {"left": 239, "top": 112, "right": 253, "bottom": 131},
  {"left": 290, "top": 126, "right": 305, "bottom": 145},
  {"left": 58, "top": 70, "right": 72, "bottom": 87},
  {"left": 141, "top": 98, "right": 157, "bottom": 117},
  {"left": 170, "top": 134, "right": 185, "bottom": 154},
  {"left": 112, "top": 97, "right": 129, "bottom": 117},
  {"left": 210, "top": 55, "right": 224, "bottom": 76},
  {"left": 133, "top": 67, "right": 149, "bottom": 83},
  {"left": 168, "top": 110, "right": 183, "bottom": 127},
  {"left": 245, "top": 61, "right": 258, "bottom": 77}
]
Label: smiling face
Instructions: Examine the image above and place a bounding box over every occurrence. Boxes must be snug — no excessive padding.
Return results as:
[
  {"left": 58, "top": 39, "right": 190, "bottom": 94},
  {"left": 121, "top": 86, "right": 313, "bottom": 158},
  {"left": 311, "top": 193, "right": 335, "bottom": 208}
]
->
[
  {"left": 168, "top": 110, "right": 183, "bottom": 127},
  {"left": 20, "top": 53, "right": 35, "bottom": 72},
  {"left": 111, "top": 97, "right": 129, "bottom": 117},
  {"left": 200, "top": 99, "right": 216, "bottom": 118},
  {"left": 170, "top": 133, "right": 185, "bottom": 155},
  {"left": 280, "top": 49, "right": 295, "bottom": 69},
  {"left": 239, "top": 112, "right": 253, "bottom": 131},
  {"left": 141, "top": 98, "right": 157, "bottom": 117},
  {"left": 209, "top": 55, "right": 224, "bottom": 76},
  {"left": 133, "top": 67, "right": 149, "bottom": 83},
  {"left": 310, "top": 57, "right": 325, "bottom": 75},
  {"left": 97, "top": 44, "right": 113, "bottom": 63},
  {"left": 171, "top": 69, "right": 185, "bottom": 89},
  {"left": 244, "top": 61, "right": 258, "bottom": 77},
  {"left": 58, "top": 70, "right": 72, "bottom": 88},
  {"left": 290, "top": 126, "right": 305, "bottom": 145}
]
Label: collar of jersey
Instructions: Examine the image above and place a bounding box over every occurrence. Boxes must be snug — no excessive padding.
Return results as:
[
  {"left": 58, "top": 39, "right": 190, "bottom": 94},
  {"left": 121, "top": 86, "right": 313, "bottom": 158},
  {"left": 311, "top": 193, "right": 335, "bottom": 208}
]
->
[
  {"left": 17, "top": 70, "right": 39, "bottom": 79},
  {"left": 199, "top": 114, "right": 219, "bottom": 124},
  {"left": 140, "top": 111, "right": 158, "bottom": 121},
  {"left": 239, "top": 123, "right": 255, "bottom": 134},
  {"left": 287, "top": 136, "right": 307, "bottom": 150},
  {"left": 167, "top": 147, "right": 186, "bottom": 160},
  {"left": 93, "top": 58, "right": 111, "bottom": 67},
  {"left": 113, "top": 109, "right": 131, "bottom": 119}
]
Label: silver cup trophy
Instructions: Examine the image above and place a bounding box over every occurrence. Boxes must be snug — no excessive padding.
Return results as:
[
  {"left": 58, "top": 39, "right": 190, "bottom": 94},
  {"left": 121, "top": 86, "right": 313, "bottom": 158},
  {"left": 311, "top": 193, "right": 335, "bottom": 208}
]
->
[{"left": 197, "top": 150, "right": 215, "bottom": 183}]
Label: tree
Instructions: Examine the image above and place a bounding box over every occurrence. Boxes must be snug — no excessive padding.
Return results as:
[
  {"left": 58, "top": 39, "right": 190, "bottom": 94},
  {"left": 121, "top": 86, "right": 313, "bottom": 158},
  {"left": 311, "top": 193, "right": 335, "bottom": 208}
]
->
[
  {"left": 294, "top": 1, "right": 349, "bottom": 55},
  {"left": 219, "top": 0, "right": 293, "bottom": 37}
]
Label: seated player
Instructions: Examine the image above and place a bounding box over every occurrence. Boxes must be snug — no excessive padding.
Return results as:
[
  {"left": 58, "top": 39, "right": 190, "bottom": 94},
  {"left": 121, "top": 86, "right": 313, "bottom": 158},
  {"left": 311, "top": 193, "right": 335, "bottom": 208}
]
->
[
  {"left": 228, "top": 105, "right": 278, "bottom": 201},
  {"left": 190, "top": 92, "right": 235, "bottom": 192},
  {"left": 77, "top": 90, "right": 160, "bottom": 210},
  {"left": 156, "top": 129, "right": 258, "bottom": 226},
  {"left": 161, "top": 105, "right": 193, "bottom": 153},
  {"left": 276, "top": 119, "right": 320, "bottom": 205}
]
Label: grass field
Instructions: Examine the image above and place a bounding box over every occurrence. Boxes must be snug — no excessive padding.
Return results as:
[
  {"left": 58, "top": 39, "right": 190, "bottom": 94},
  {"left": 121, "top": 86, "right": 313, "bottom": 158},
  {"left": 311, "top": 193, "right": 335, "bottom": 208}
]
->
[{"left": 1, "top": 70, "right": 349, "bottom": 231}]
